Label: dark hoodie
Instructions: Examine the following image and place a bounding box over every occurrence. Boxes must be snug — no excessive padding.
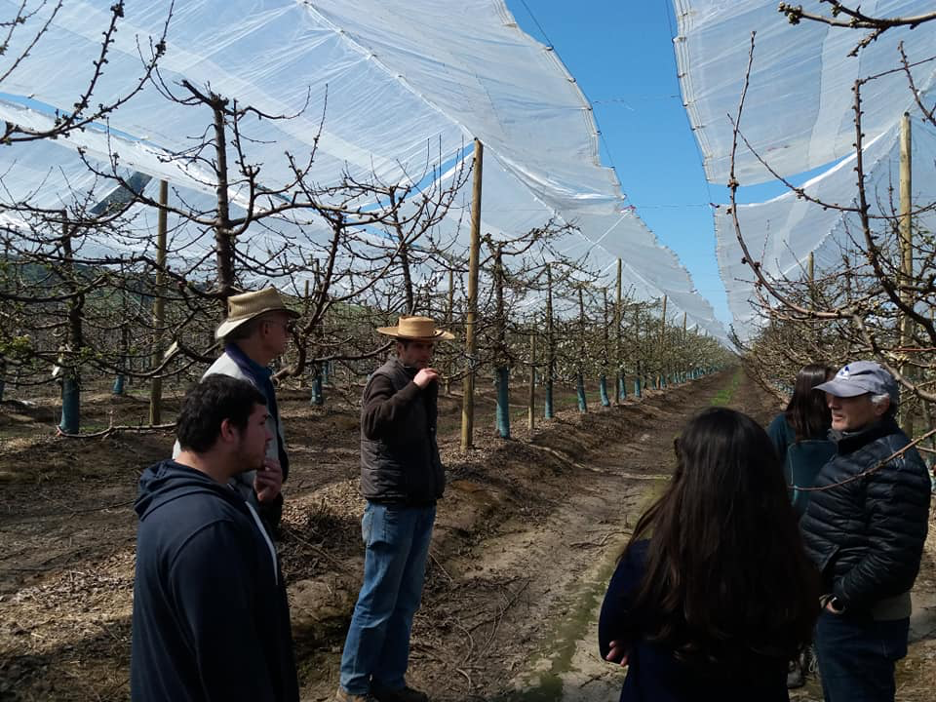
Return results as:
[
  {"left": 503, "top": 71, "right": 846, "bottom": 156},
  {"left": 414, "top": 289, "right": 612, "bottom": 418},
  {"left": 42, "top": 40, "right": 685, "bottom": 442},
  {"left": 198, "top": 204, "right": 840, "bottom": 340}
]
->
[{"left": 130, "top": 460, "right": 298, "bottom": 702}]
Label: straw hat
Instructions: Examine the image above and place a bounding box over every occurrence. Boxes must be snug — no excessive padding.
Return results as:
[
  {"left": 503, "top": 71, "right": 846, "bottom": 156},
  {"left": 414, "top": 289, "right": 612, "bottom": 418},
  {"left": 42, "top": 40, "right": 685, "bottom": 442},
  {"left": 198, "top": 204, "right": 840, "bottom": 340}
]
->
[
  {"left": 215, "top": 288, "right": 299, "bottom": 340},
  {"left": 376, "top": 315, "right": 454, "bottom": 341}
]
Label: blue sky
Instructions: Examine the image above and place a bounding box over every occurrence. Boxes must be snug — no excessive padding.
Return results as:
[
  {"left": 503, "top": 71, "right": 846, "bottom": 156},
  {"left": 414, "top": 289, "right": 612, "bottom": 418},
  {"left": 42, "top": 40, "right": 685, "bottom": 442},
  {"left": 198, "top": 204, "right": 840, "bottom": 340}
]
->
[{"left": 506, "top": 0, "right": 804, "bottom": 331}]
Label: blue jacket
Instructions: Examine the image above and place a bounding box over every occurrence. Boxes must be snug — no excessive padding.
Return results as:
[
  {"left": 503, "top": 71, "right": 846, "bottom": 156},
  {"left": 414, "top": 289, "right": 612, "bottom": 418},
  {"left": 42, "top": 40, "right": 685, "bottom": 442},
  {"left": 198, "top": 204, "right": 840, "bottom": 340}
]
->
[
  {"left": 598, "top": 540, "right": 790, "bottom": 702},
  {"left": 130, "top": 460, "right": 298, "bottom": 702},
  {"left": 767, "top": 414, "right": 835, "bottom": 518}
]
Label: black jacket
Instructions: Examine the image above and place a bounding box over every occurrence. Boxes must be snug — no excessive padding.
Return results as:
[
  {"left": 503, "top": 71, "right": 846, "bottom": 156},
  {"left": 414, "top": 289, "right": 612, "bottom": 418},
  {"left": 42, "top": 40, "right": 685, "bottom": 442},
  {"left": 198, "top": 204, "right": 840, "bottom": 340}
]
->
[
  {"left": 800, "top": 418, "right": 930, "bottom": 612},
  {"left": 130, "top": 460, "right": 299, "bottom": 702},
  {"left": 359, "top": 357, "right": 445, "bottom": 505}
]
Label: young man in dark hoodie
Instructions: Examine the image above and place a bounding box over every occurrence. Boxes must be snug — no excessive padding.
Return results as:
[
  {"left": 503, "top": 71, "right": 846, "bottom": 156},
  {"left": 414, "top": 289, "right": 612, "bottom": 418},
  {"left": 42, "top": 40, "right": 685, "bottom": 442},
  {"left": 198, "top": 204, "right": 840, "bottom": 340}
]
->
[{"left": 131, "top": 374, "right": 299, "bottom": 702}]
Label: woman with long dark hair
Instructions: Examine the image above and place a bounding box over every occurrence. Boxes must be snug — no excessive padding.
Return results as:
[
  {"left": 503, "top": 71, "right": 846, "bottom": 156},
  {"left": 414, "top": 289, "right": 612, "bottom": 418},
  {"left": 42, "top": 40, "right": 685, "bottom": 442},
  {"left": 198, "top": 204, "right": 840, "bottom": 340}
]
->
[
  {"left": 766, "top": 364, "right": 836, "bottom": 688},
  {"left": 766, "top": 364, "right": 836, "bottom": 518},
  {"left": 598, "top": 407, "right": 820, "bottom": 702}
]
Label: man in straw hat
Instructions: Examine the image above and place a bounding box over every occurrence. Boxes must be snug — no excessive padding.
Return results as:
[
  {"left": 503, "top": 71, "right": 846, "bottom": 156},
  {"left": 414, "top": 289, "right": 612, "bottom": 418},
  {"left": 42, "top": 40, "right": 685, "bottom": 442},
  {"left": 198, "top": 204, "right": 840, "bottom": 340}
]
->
[
  {"left": 176, "top": 287, "right": 299, "bottom": 532},
  {"left": 336, "top": 316, "right": 453, "bottom": 702}
]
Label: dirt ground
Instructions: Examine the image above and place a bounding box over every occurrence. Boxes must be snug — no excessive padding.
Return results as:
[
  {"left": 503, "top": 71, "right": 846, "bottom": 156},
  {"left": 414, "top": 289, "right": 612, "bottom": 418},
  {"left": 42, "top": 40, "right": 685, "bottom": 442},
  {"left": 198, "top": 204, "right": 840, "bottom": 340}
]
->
[{"left": 0, "top": 369, "right": 934, "bottom": 701}]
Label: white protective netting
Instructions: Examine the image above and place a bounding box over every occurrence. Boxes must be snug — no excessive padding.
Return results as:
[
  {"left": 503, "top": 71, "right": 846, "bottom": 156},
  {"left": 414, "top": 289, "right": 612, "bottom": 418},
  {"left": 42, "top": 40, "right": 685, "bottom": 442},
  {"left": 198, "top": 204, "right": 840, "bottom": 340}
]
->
[
  {"left": 716, "top": 120, "right": 936, "bottom": 340},
  {"left": 674, "top": 0, "right": 936, "bottom": 339},
  {"left": 674, "top": 0, "right": 936, "bottom": 185},
  {"left": 0, "top": 0, "right": 727, "bottom": 341}
]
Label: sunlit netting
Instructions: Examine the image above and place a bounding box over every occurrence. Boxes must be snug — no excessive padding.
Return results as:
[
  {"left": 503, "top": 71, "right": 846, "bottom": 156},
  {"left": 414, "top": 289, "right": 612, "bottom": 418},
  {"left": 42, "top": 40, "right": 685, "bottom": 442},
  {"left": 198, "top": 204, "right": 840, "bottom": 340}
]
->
[
  {"left": 715, "top": 121, "right": 936, "bottom": 340},
  {"left": 674, "top": 0, "right": 936, "bottom": 185},
  {"left": 0, "top": 0, "right": 727, "bottom": 340},
  {"left": 674, "top": 0, "right": 936, "bottom": 339}
]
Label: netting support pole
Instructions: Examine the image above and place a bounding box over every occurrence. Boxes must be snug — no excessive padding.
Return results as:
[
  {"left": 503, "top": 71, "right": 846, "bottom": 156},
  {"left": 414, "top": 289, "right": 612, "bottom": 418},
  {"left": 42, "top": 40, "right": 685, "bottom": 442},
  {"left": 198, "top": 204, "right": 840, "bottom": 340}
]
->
[
  {"left": 577, "top": 287, "right": 587, "bottom": 413},
  {"left": 460, "top": 139, "right": 483, "bottom": 453},
  {"left": 899, "top": 113, "right": 915, "bottom": 436},
  {"left": 149, "top": 180, "right": 169, "bottom": 426},
  {"left": 445, "top": 269, "right": 454, "bottom": 396},
  {"left": 528, "top": 328, "right": 536, "bottom": 431},
  {"left": 615, "top": 259, "right": 624, "bottom": 403},
  {"left": 545, "top": 264, "right": 555, "bottom": 420},
  {"left": 658, "top": 295, "right": 667, "bottom": 390}
]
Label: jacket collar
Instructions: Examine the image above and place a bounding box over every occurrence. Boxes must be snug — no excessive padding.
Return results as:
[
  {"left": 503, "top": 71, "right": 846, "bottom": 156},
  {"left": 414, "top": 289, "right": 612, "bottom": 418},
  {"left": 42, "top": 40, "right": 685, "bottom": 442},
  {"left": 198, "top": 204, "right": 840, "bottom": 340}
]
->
[
  {"left": 833, "top": 417, "right": 901, "bottom": 455},
  {"left": 224, "top": 342, "right": 271, "bottom": 384},
  {"left": 389, "top": 356, "right": 418, "bottom": 379}
]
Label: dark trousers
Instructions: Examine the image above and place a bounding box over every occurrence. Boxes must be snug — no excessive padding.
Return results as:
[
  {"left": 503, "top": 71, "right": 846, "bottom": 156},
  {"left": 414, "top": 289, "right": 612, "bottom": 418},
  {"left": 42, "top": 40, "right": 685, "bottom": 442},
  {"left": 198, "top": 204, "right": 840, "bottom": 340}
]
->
[{"left": 815, "top": 610, "right": 908, "bottom": 702}]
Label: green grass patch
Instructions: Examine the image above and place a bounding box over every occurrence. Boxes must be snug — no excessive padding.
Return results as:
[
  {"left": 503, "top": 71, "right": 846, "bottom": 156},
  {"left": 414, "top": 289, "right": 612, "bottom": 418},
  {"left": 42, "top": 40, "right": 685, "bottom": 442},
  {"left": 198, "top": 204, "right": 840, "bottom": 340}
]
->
[{"left": 710, "top": 368, "right": 742, "bottom": 407}]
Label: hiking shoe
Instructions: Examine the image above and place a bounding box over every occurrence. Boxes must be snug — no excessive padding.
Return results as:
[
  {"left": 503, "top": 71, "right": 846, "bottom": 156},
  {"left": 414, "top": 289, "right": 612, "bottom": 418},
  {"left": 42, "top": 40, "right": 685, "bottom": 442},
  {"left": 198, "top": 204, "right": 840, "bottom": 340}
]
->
[
  {"left": 786, "top": 659, "right": 805, "bottom": 689},
  {"left": 371, "top": 683, "right": 429, "bottom": 702},
  {"left": 335, "top": 688, "right": 376, "bottom": 702}
]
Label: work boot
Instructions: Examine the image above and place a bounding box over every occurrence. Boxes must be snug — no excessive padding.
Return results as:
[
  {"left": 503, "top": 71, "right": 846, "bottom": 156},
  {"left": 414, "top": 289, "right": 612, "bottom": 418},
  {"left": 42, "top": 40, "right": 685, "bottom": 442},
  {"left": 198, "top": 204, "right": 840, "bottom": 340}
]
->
[
  {"left": 371, "top": 682, "right": 429, "bottom": 702},
  {"left": 334, "top": 687, "right": 376, "bottom": 702},
  {"left": 786, "top": 656, "right": 805, "bottom": 689}
]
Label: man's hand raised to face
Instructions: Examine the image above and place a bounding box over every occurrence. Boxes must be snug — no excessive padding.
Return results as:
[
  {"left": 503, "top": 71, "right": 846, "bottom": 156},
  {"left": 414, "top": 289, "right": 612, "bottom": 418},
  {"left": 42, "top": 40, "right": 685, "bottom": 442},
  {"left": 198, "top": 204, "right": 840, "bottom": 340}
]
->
[
  {"left": 255, "top": 457, "right": 283, "bottom": 502},
  {"left": 414, "top": 368, "right": 439, "bottom": 389}
]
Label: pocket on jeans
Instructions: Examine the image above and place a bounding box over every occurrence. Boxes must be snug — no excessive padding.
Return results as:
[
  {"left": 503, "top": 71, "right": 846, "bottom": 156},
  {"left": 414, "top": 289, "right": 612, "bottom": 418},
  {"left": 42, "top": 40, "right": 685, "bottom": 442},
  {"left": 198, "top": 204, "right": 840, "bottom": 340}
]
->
[
  {"left": 361, "top": 506, "right": 374, "bottom": 545},
  {"left": 878, "top": 619, "right": 909, "bottom": 661}
]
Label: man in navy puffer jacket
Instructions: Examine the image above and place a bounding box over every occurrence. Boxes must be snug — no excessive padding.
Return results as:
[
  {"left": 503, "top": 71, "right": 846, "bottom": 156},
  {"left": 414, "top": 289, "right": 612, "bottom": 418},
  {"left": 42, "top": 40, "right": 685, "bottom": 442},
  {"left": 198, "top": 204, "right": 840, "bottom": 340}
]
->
[{"left": 801, "top": 361, "right": 930, "bottom": 702}]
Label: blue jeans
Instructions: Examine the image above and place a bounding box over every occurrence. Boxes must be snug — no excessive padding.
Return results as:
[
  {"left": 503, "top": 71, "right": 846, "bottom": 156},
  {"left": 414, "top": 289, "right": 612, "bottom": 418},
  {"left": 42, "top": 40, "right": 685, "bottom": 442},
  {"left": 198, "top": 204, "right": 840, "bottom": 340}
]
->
[
  {"left": 815, "top": 610, "right": 908, "bottom": 702},
  {"left": 339, "top": 502, "right": 436, "bottom": 694}
]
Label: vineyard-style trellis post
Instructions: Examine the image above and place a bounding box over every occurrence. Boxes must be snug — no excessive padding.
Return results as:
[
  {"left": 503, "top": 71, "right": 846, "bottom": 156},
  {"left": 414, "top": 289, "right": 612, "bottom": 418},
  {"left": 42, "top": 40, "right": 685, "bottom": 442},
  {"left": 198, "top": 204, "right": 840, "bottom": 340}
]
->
[
  {"left": 576, "top": 286, "right": 588, "bottom": 412},
  {"left": 599, "top": 287, "right": 611, "bottom": 407},
  {"left": 493, "top": 244, "right": 510, "bottom": 438},
  {"left": 304, "top": 279, "right": 324, "bottom": 407},
  {"left": 681, "top": 311, "right": 687, "bottom": 383},
  {"left": 149, "top": 180, "right": 169, "bottom": 425},
  {"left": 460, "top": 138, "right": 483, "bottom": 453},
  {"left": 615, "top": 258, "right": 625, "bottom": 403},
  {"left": 544, "top": 263, "right": 555, "bottom": 419},
  {"left": 58, "top": 221, "right": 82, "bottom": 435},
  {"left": 528, "top": 325, "right": 536, "bottom": 431},
  {"left": 634, "top": 303, "right": 642, "bottom": 398},
  {"left": 898, "top": 112, "right": 915, "bottom": 436},
  {"left": 657, "top": 295, "right": 668, "bottom": 389}
]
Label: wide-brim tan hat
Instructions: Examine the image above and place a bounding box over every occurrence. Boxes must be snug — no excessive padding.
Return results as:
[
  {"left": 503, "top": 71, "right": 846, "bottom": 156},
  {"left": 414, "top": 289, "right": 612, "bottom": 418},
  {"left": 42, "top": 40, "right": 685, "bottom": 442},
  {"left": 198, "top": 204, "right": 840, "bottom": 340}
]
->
[
  {"left": 376, "top": 315, "right": 454, "bottom": 341},
  {"left": 215, "top": 287, "right": 300, "bottom": 340}
]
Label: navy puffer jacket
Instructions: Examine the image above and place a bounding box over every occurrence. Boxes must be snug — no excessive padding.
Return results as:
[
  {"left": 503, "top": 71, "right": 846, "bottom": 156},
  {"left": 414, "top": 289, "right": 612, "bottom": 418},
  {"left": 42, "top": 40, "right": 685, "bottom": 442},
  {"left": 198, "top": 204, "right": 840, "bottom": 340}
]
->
[{"left": 800, "top": 418, "right": 930, "bottom": 612}]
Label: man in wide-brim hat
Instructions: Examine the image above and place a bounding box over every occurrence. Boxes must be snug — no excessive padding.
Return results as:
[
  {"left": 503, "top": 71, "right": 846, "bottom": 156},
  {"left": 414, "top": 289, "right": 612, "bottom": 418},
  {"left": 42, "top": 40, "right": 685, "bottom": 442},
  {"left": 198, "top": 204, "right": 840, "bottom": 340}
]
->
[
  {"left": 175, "top": 287, "right": 299, "bottom": 533},
  {"left": 336, "top": 316, "right": 451, "bottom": 702}
]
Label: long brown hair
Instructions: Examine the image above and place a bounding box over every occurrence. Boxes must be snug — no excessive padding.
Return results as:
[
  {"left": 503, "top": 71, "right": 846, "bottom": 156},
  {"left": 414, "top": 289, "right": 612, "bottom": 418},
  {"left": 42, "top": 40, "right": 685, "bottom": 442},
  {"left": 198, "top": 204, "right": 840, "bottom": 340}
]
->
[
  {"left": 621, "top": 408, "right": 819, "bottom": 676},
  {"left": 785, "top": 363, "right": 834, "bottom": 441}
]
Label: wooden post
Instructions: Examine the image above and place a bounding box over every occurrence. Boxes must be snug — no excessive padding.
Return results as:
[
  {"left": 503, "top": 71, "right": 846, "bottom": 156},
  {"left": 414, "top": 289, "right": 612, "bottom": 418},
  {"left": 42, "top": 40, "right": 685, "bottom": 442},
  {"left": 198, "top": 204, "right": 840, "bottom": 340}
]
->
[
  {"left": 634, "top": 303, "right": 642, "bottom": 398},
  {"left": 446, "top": 269, "right": 455, "bottom": 395},
  {"left": 59, "top": 221, "right": 82, "bottom": 434},
  {"left": 600, "top": 288, "right": 611, "bottom": 406},
  {"left": 493, "top": 245, "right": 510, "bottom": 439},
  {"left": 576, "top": 287, "right": 587, "bottom": 413},
  {"left": 149, "top": 181, "right": 169, "bottom": 425},
  {"left": 681, "top": 311, "right": 687, "bottom": 383},
  {"left": 545, "top": 264, "right": 555, "bottom": 419},
  {"left": 615, "top": 259, "right": 624, "bottom": 404},
  {"left": 528, "top": 327, "right": 536, "bottom": 431},
  {"left": 460, "top": 139, "right": 483, "bottom": 453},
  {"left": 658, "top": 295, "right": 667, "bottom": 388},
  {"left": 899, "top": 113, "right": 914, "bottom": 435}
]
